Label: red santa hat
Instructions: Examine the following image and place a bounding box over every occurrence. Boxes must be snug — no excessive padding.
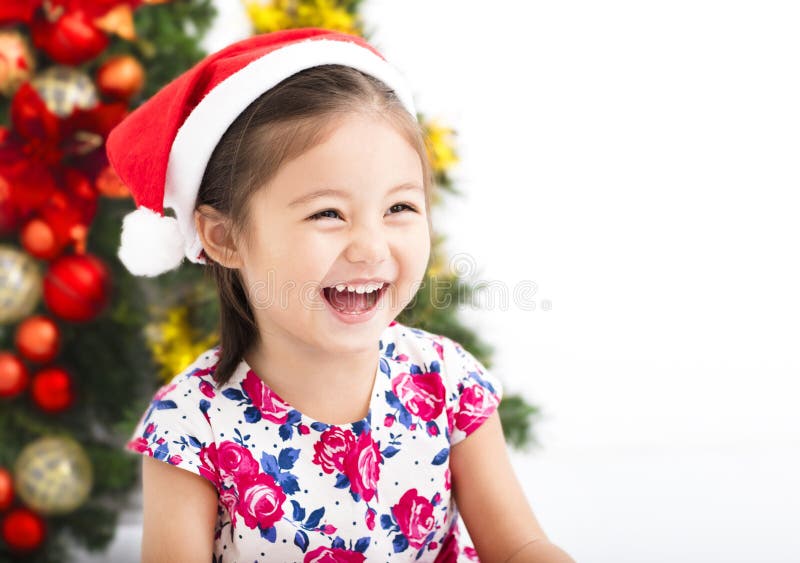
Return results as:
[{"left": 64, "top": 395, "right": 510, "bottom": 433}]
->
[{"left": 106, "top": 27, "right": 416, "bottom": 277}]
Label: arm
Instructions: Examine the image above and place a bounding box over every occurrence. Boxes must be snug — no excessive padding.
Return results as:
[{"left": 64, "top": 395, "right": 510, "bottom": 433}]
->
[
  {"left": 141, "top": 455, "right": 218, "bottom": 562},
  {"left": 503, "top": 539, "right": 576, "bottom": 563},
  {"left": 449, "top": 410, "right": 576, "bottom": 563}
]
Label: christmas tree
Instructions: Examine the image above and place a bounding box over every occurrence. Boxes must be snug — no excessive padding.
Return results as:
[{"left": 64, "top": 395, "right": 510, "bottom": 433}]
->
[
  {"left": 0, "top": 1, "right": 539, "bottom": 560},
  {"left": 0, "top": 2, "right": 216, "bottom": 560}
]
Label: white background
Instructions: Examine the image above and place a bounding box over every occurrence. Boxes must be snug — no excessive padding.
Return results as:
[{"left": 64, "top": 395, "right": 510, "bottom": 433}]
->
[{"left": 78, "top": 1, "right": 800, "bottom": 562}]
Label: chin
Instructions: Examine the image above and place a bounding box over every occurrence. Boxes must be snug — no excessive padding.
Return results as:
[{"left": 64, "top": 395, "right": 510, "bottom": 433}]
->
[{"left": 324, "top": 334, "right": 383, "bottom": 354}]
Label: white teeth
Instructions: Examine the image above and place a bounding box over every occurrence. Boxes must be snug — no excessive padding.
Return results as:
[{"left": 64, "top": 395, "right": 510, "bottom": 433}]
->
[{"left": 331, "top": 282, "right": 385, "bottom": 294}]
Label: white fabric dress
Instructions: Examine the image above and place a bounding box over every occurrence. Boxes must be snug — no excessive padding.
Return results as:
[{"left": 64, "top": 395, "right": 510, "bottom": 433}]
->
[{"left": 125, "top": 320, "right": 504, "bottom": 562}]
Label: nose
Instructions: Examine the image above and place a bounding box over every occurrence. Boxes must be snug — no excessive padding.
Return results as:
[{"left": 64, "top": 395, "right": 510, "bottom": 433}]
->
[{"left": 344, "top": 219, "right": 390, "bottom": 265}]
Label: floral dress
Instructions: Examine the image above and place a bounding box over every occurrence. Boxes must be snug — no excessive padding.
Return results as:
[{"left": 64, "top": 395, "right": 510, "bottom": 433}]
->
[{"left": 125, "top": 320, "right": 504, "bottom": 562}]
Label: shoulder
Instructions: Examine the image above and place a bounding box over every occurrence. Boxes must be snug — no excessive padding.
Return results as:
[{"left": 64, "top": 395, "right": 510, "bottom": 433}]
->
[
  {"left": 125, "top": 344, "right": 225, "bottom": 489},
  {"left": 153, "top": 344, "right": 225, "bottom": 409},
  {"left": 386, "top": 322, "right": 505, "bottom": 447},
  {"left": 127, "top": 342, "right": 237, "bottom": 449},
  {"left": 380, "top": 320, "right": 450, "bottom": 363},
  {"left": 383, "top": 321, "right": 498, "bottom": 388}
]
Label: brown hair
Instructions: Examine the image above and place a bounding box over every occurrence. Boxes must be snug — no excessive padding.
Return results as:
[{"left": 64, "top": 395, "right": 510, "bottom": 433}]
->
[{"left": 195, "top": 64, "right": 434, "bottom": 387}]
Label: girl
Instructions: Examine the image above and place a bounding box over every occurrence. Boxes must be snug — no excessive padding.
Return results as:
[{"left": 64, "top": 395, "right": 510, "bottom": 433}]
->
[{"left": 109, "top": 28, "right": 574, "bottom": 563}]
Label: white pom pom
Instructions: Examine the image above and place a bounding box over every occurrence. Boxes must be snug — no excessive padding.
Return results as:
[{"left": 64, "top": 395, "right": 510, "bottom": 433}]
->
[{"left": 118, "top": 207, "right": 186, "bottom": 277}]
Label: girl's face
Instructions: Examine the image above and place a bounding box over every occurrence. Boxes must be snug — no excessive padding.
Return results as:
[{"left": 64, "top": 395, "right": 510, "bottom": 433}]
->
[{"left": 236, "top": 111, "right": 430, "bottom": 355}]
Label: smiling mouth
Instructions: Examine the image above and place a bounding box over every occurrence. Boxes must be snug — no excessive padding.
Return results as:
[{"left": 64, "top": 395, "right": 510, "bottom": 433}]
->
[{"left": 321, "top": 283, "right": 390, "bottom": 314}]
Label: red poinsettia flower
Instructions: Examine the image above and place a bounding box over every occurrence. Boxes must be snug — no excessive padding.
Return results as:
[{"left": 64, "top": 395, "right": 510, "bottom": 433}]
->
[
  {"left": 0, "top": 0, "right": 42, "bottom": 25},
  {"left": 0, "top": 82, "right": 127, "bottom": 219},
  {"left": 52, "top": 0, "right": 144, "bottom": 21},
  {"left": 29, "top": 0, "right": 145, "bottom": 65}
]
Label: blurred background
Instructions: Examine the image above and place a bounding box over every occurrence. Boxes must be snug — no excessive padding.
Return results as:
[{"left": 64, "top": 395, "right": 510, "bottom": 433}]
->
[{"left": 0, "top": 1, "right": 798, "bottom": 562}]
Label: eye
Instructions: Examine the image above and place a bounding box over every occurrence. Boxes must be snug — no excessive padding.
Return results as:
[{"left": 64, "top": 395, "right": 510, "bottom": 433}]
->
[
  {"left": 308, "top": 209, "right": 342, "bottom": 221},
  {"left": 308, "top": 203, "right": 417, "bottom": 221},
  {"left": 387, "top": 203, "right": 417, "bottom": 215}
]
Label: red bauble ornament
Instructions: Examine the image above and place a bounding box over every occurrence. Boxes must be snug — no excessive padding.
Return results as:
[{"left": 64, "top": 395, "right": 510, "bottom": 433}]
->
[
  {"left": 15, "top": 316, "right": 61, "bottom": 364},
  {"left": 20, "top": 217, "right": 66, "bottom": 260},
  {"left": 30, "top": 5, "right": 109, "bottom": 66},
  {"left": 30, "top": 366, "right": 74, "bottom": 413},
  {"left": 0, "top": 200, "right": 22, "bottom": 235},
  {"left": 95, "top": 164, "right": 129, "bottom": 198},
  {"left": 38, "top": 180, "right": 96, "bottom": 258},
  {"left": 1, "top": 507, "right": 46, "bottom": 552},
  {"left": 0, "top": 467, "right": 13, "bottom": 511},
  {"left": 96, "top": 54, "right": 145, "bottom": 101},
  {"left": 0, "top": 352, "right": 29, "bottom": 399},
  {"left": 43, "top": 253, "right": 111, "bottom": 322},
  {"left": 0, "top": 175, "right": 23, "bottom": 235}
]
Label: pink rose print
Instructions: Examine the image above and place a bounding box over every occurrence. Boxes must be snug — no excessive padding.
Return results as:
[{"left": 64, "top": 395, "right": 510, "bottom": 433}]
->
[
  {"left": 463, "top": 546, "right": 480, "bottom": 561},
  {"left": 216, "top": 441, "right": 260, "bottom": 485},
  {"left": 433, "top": 526, "right": 460, "bottom": 562},
  {"left": 191, "top": 364, "right": 216, "bottom": 378},
  {"left": 237, "top": 472, "right": 286, "bottom": 530},
  {"left": 312, "top": 427, "right": 356, "bottom": 474},
  {"left": 391, "top": 488, "right": 436, "bottom": 550},
  {"left": 365, "top": 507, "right": 376, "bottom": 531},
  {"left": 446, "top": 405, "right": 455, "bottom": 434},
  {"left": 168, "top": 454, "right": 182, "bottom": 465},
  {"left": 392, "top": 371, "right": 446, "bottom": 421},
  {"left": 198, "top": 443, "right": 220, "bottom": 488},
  {"left": 304, "top": 546, "right": 366, "bottom": 563},
  {"left": 218, "top": 484, "right": 240, "bottom": 527},
  {"left": 454, "top": 383, "right": 500, "bottom": 436},
  {"left": 198, "top": 379, "right": 216, "bottom": 398},
  {"left": 153, "top": 382, "right": 176, "bottom": 401},
  {"left": 241, "top": 369, "right": 290, "bottom": 424},
  {"left": 432, "top": 339, "right": 445, "bottom": 361},
  {"left": 128, "top": 437, "right": 149, "bottom": 453},
  {"left": 343, "top": 430, "right": 382, "bottom": 503}
]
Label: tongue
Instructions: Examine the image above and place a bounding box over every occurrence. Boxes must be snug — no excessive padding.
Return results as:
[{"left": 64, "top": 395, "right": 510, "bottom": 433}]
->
[{"left": 326, "top": 288, "right": 374, "bottom": 313}]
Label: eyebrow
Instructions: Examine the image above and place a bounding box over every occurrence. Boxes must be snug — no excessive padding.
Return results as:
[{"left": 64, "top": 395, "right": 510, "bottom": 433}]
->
[{"left": 288, "top": 182, "right": 424, "bottom": 207}]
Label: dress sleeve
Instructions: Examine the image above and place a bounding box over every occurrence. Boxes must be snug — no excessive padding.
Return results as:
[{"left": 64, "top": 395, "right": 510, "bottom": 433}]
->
[
  {"left": 123, "top": 376, "right": 220, "bottom": 490},
  {"left": 440, "top": 336, "right": 504, "bottom": 446}
]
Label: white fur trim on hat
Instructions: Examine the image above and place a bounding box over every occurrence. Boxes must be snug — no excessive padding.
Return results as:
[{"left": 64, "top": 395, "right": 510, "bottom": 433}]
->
[
  {"left": 117, "top": 206, "right": 186, "bottom": 277},
  {"left": 163, "top": 37, "right": 417, "bottom": 268}
]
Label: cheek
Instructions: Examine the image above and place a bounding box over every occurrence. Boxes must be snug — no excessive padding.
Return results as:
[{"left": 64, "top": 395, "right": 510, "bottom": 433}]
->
[
  {"left": 259, "top": 234, "right": 336, "bottom": 304},
  {"left": 398, "top": 227, "right": 431, "bottom": 268},
  {"left": 393, "top": 230, "right": 431, "bottom": 287},
  {"left": 287, "top": 233, "right": 339, "bottom": 275}
]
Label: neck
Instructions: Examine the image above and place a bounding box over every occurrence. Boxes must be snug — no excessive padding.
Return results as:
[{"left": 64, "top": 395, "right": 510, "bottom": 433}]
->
[{"left": 243, "top": 329, "right": 381, "bottom": 424}]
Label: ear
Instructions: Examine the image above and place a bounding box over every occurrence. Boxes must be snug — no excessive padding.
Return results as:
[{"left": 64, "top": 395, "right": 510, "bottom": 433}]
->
[{"left": 194, "top": 204, "right": 244, "bottom": 269}]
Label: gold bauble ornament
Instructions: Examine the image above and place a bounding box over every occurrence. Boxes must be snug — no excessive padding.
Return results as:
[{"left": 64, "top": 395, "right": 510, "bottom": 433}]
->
[
  {"left": 0, "top": 245, "right": 43, "bottom": 325},
  {"left": 13, "top": 436, "right": 93, "bottom": 515},
  {"left": 30, "top": 66, "right": 99, "bottom": 118}
]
